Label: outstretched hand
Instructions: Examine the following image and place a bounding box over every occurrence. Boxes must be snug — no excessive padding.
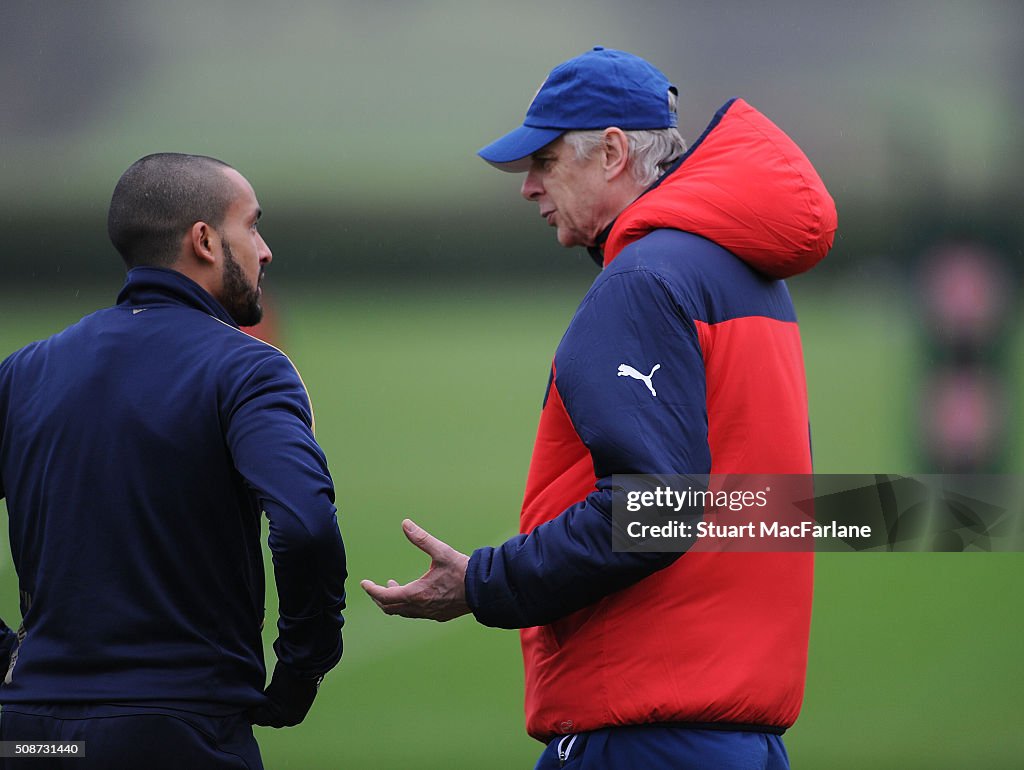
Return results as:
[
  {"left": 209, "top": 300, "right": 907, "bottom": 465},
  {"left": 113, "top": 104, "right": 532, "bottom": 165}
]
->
[{"left": 361, "top": 519, "right": 471, "bottom": 622}]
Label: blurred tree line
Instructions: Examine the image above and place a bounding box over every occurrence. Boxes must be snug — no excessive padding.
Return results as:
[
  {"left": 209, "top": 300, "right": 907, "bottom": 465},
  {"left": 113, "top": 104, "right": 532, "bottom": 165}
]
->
[{"left": 1, "top": 0, "right": 1021, "bottom": 288}]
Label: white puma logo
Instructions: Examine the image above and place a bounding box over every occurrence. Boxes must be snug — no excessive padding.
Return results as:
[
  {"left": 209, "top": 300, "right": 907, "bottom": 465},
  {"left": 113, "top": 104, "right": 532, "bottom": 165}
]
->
[{"left": 617, "top": 363, "right": 661, "bottom": 397}]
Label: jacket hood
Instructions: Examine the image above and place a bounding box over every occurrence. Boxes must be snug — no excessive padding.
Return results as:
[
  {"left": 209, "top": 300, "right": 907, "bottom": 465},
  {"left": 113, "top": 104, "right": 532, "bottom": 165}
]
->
[{"left": 602, "top": 98, "right": 837, "bottom": 278}]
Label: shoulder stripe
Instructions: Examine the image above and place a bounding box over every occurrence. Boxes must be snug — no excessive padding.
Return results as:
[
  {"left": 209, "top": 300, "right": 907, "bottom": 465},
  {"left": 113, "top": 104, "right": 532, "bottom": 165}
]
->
[{"left": 206, "top": 315, "right": 318, "bottom": 435}]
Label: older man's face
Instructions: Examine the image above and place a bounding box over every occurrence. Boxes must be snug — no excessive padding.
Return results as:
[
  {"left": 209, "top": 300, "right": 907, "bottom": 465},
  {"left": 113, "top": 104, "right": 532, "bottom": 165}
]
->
[{"left": 520, "top": 137, "right": 609, "bottom": 248}]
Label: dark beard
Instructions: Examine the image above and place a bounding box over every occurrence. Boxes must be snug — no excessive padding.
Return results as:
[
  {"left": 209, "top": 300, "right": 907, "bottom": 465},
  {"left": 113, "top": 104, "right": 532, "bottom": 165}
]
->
[{"left": 221, "top": 240, "right": 263, "bottom": 326}]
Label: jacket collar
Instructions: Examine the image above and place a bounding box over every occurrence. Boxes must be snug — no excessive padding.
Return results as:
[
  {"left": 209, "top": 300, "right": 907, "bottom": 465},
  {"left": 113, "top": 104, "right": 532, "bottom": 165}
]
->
[
  {"left": 116, "top": 267, "right": 238, "bottom": 328},
  {"left": 586, "top": 152, "right": 687, "bottom": 267}
]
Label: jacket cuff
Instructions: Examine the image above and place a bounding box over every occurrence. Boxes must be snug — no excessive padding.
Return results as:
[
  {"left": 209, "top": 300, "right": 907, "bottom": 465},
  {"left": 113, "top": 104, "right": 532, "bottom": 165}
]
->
[{"left": 465, "top": 547, "right": 527, "bottom": 629}]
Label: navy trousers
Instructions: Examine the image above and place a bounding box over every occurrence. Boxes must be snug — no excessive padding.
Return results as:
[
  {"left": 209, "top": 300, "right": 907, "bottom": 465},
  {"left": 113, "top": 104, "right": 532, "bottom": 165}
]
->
[
  {"left": 0, "top": 703, "right": 263, "bottom": 769},
  {"left": 534, "top": 725, "right": 790, "bottom": 770}
]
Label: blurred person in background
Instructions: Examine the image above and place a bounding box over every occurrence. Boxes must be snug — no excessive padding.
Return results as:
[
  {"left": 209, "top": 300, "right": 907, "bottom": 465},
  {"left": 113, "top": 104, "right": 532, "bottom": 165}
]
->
[
  {"left": 0, "top": 153, "right": 347, "bottom": 769},
  {"left": 364, "top": 48, "right": 836, "bottom": 768},
  {"left": 916, "top": 240, "right": 1014, "bottom": 472}
]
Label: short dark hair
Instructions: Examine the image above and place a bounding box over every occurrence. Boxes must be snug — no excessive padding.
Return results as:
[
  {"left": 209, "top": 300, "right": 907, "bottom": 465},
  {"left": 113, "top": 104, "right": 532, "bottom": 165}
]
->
[{"left": 107, "top": 153, "right": 236, "bottom": 268}]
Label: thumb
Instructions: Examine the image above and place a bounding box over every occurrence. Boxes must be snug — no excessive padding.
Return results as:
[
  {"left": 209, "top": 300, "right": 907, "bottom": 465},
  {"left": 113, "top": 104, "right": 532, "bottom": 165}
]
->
[{"left": 402, "top": 519, "right": 449, "bottom": 561}]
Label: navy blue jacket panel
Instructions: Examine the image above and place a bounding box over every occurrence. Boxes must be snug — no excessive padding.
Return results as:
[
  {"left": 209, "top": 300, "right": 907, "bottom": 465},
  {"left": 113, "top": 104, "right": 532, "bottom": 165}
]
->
[
  {"left": 466, "top": 232, "right": 744, "bottom": 629},
  {"left": 466, "top": 230, "right": 806, "bottom": 629},
  {"left": 0, "top": 267, "right": 346, "bottom": 707}
]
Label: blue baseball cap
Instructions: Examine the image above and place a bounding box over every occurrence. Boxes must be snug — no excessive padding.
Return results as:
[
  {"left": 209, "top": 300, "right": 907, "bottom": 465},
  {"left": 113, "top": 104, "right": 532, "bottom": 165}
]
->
[{"left": 478, "top": 46, "right": 677, "bottom": 172}]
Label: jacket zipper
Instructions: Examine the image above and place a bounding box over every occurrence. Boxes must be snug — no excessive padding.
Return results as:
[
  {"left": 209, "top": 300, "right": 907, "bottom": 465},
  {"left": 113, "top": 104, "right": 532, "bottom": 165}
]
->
[{"left": 557, "top": 734, "right": 578, "bottom": 766}]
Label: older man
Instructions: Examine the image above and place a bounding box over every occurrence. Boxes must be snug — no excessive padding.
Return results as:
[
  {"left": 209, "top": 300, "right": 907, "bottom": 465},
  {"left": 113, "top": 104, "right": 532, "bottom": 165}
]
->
[
  {"left": 363, "top": 47, "right": 837, "bottom": 768},
  {"left": 0, "top": 154, "right": 347, "bottom": 769}
]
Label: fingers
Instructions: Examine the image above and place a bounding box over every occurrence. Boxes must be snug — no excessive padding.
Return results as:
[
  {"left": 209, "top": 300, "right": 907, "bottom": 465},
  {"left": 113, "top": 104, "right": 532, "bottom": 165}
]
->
[
  {"left": 360, "top": 578, "right": 398, "bottom": 604},
  {"left": 360, "top": 578, "right": 399, "bottom": 613},
  {"left": 401, "top": 518, "right": 451, "bottom": 561},
  {"left": 360, "top": 578, "right": 416, "bottom": 608},
  {"left": 360, "top": 577, "right": 425, "bottom": 618},
  {"left": 360, "top": 520, "right": 465, "bottom": 621}
]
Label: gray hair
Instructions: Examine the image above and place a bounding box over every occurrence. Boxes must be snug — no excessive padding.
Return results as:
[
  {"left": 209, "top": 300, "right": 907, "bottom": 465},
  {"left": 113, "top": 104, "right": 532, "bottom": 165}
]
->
[{"left": 562, "top": 90, "right": 687, "bottom": 187}]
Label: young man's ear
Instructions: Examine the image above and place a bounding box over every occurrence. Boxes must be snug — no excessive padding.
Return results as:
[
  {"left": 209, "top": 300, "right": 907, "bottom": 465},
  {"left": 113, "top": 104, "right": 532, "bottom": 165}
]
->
[
  {"left": 601, "top": 128, "right": 631, "bottom": 181},
  {"left": 189, "top": 221, "right": 219, "bottom": 266}
]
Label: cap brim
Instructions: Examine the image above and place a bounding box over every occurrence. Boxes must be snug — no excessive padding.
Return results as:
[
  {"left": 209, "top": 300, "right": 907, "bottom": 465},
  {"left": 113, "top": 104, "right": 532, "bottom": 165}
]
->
[{"left": 477, "top": 125, "right": 565, "bottom": 172}]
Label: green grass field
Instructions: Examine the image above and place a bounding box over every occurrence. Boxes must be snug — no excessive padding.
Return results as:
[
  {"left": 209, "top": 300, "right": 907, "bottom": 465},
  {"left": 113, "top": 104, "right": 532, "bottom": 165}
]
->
[{"left": 0, "top": 282, "right": 1021, "bottom": 768}]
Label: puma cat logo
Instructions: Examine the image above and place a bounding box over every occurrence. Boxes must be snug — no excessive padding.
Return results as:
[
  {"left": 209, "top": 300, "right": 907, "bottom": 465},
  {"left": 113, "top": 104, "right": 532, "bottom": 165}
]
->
[{"left": 617, "top": 363, "right": 661, "bottom": 398}]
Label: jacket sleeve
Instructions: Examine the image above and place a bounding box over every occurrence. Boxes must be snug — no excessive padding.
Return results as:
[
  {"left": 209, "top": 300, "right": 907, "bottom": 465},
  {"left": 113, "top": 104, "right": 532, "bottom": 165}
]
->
[
  {"left": 0, "top": 617, "right": 16, "bottom": 676},
  {"left": 0, "top": 364, "right": 20, "bottom": 668},
  {"left": 466, "top": 265, "right": 709, "bottom": 629},
  {"left": 226, "top": 353, "right": 347, "bottom": 678}
]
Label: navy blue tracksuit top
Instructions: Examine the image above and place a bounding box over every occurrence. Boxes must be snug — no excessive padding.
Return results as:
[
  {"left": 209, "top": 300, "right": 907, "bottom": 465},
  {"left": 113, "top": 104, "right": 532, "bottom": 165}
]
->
[{"left": 0, "top": 267, "right": 347, "bottom": 708}]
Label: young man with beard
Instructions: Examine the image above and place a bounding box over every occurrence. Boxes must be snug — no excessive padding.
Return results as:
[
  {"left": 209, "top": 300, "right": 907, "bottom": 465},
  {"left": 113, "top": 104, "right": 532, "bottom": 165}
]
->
[
  {"left": 363, "top": 48, "right": 837, "bottom": 768},
  {"left": 0, "top": 154, "right": 347, "bottom": 769}
]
